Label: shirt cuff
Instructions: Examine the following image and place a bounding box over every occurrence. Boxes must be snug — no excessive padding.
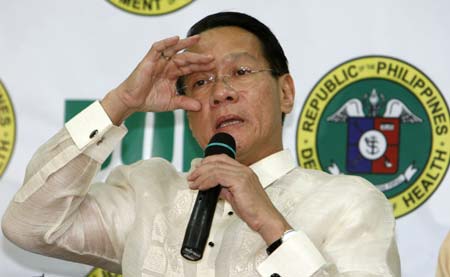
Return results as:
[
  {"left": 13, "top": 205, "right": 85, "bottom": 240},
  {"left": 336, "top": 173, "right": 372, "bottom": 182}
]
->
[
  {"left": 65, "top": 100, "right": 114, "bottom": 150},
  {"left": 65, "top": 100, "right": 127, "bottom": 163},
  {"left": 257, "top": 230, "right": 326, "bottom": 277}
]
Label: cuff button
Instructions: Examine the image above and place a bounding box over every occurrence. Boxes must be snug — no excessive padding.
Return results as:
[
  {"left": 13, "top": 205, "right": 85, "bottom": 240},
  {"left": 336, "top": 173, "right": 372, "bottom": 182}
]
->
[
  {"left": 270, "top": 274, "right": 280, "bottom": 277},
  {"left": 89, "top": 129, "right": 98, "bottom": 139},
  {"left": 96, "top": 137, "right": 104, "bottom": 146}
]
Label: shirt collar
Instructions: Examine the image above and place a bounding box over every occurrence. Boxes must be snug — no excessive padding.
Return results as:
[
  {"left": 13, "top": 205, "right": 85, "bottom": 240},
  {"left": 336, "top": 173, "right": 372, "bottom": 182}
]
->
[{"left": 249, "top": 149, "right": 297, "bottom": 189}]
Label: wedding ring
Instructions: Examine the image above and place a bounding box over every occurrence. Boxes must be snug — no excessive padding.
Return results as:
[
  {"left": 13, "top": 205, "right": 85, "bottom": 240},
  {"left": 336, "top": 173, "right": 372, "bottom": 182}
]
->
[{"left": 161, "top": 51, "right": 171, "bottom": 61}]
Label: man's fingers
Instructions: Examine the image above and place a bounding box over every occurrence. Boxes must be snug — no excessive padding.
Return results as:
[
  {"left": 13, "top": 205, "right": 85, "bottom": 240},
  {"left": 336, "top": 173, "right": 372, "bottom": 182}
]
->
[
  {"left": 151, "top": 35, "right": 201, "bottom": 61},
  {"left": 146, "top": 36, "right": 180, "bottom": 61},
  {"left": 188, "top": 161, "right": 238, "bottom": 187},
  {"left": 190, "top": 169, "right": 234, "bottom": 190},
  {"left": 172, "top": 95, "right": 201, "bottom": 111},
  {"left": 172, "top": 63, "right": 216, "bottom": 79},
  {"left": 188, "top": 159, "right": 232, "bottom": 180},
  {"left": 219, "top": 188, "right": 233, "bottom": 203},
  {"left": 169, "top": 52, "right": 215, "bottom": 78},
  {"left": 171, "top": 52, "right": 214, "bottom": 67},
  {"left": 187, "top": 156, "right": 242, "bottom": 186},
  {"left": 168, "top": 35, "right": 201, "bottom": 54},
  {"left": 201, "top": 154, "right": 241, "bottom": 167}
]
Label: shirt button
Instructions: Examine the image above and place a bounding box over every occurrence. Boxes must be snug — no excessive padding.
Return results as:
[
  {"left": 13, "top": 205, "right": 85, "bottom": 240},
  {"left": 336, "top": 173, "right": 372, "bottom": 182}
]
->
[
  {"left": 270, "top": 273, "right": 281, "bottom": 277},
  {"left": 89, "top": 129, "right": 98, "bottom": 139},
  {"left": 228, "top": 211, "right": 234, "bottom": 216},
  {"left": 208, "top": 241, "right": 215, "bottom": 247}
]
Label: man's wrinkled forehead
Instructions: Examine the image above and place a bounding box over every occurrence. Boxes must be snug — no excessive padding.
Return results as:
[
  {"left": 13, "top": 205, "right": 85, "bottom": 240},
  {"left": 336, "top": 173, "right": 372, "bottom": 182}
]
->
[
  {"left": 216, "top": 52, "right": 264, "bottom": 68},
  {"left": 186, "top": 27, "right": 266, "bottom": 64}
]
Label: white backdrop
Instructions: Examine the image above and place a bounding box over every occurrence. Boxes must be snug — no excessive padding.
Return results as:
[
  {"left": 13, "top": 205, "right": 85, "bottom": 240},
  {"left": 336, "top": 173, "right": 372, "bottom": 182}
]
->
[{"left": 1, "top": 1, "right": 450, "bottom": 276}]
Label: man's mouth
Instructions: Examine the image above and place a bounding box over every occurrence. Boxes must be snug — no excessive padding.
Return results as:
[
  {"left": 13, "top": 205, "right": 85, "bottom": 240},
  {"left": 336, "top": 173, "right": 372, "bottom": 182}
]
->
[{"left": 216, "top": 115, "right": 244, "bottom": 130}]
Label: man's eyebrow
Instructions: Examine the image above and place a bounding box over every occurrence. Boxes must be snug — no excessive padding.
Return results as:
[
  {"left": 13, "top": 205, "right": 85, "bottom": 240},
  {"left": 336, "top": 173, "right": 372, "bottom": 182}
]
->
[{"left": 225, "top": 52, "right": 259, "bottom": 61}]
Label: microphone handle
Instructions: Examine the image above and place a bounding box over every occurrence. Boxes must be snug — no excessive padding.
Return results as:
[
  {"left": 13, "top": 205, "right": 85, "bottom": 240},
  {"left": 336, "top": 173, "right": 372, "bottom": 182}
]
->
[{"left": 181, "top": 185, "right": 221, "bottom": 261}]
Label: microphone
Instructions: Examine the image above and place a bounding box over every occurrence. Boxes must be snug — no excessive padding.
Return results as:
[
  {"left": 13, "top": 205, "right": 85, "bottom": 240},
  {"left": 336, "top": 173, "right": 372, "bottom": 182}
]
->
[{"left": 181, "top": 132, "right": 236, "bottom": 261}]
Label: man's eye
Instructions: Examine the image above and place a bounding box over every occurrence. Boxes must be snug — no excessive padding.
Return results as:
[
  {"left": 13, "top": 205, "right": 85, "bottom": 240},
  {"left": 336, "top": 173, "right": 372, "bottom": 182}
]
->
[
  {"left": 236, "top": 67, "right": 252, "bottom": 76},
  {"left": 193, "top": 79, "right": 207, "bottom": 88}
]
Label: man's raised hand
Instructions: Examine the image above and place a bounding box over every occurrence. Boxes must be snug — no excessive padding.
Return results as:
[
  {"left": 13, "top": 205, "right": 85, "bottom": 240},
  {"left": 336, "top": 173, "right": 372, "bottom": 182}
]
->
[{"left": 101, "top": 35, "right": 215, "bottom": 125}]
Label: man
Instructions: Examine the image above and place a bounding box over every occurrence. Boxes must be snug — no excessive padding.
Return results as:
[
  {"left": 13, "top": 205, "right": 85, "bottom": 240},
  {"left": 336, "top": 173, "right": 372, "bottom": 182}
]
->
[{"left": 2, "top": 12, "right": 400, "bottom": 276}]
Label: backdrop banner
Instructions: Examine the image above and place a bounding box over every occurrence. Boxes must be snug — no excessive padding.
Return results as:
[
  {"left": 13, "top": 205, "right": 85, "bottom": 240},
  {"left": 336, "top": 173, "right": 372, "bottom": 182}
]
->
[{"left": 1, "top": 1, "right": 449, "bottom": 276}]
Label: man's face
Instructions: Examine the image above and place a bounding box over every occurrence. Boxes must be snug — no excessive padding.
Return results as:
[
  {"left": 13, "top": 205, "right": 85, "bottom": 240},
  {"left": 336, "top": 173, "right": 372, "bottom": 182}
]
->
[{"left": 186, "top": 26, "right": 294, "bottom": 165}]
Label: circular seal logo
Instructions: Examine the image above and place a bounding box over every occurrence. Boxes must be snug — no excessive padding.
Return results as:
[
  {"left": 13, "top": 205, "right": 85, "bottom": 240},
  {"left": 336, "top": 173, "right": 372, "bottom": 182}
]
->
[
  {"left": 296, "top": 56, "right": 450, "bottom": 218},
  {"left": 88, "top": 268, "right": 120, "bottom": 277},
  {"left": 107, "top": 0, "right": 193, "bottom": 16},
  {"left": 0, "top": 81, "right": 16, "bottom": 178}
]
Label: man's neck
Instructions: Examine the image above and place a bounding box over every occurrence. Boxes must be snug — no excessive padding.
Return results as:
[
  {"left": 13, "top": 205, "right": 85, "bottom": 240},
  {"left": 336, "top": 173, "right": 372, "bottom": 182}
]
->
[{"left": 238, "top": 146, "right": 284, "bottom": 166}]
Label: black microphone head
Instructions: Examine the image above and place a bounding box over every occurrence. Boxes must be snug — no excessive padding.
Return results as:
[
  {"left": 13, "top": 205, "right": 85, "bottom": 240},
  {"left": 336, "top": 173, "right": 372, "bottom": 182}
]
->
[{"left": 204, "top": 132, "right": 236, "bottom": 159}]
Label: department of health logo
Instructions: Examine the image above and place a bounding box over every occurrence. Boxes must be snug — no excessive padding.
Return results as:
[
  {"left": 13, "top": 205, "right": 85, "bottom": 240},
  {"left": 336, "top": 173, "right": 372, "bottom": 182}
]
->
[
  {"left": 87, "top": 268, "right": 121, "bottom": 277},
  {"left": 107, "top": 0, "right": 193, "bottom": 16},
  {"left": 296, "top": 56, "right": 450, "bottom": 218},
  {"left": 0, "top": 81, "right": 15, "bottom": 178}
]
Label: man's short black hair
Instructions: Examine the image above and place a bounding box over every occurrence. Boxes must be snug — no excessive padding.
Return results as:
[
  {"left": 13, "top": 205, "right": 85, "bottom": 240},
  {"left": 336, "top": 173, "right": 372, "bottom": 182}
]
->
[{"left": 187, "top": 11, "right": 289, "bottom": 77}]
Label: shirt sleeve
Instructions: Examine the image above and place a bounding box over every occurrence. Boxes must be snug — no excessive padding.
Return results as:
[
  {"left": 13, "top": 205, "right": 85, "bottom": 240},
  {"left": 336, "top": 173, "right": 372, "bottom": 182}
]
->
[
  {"left": 257, "top": 231, "right": 327, "bottom": 276},
  {"left": 1, "top": 101, "right": 131, "bottom": 273},
  {"left": 257, "top": 176, "right": 401, "bottom": 277}
]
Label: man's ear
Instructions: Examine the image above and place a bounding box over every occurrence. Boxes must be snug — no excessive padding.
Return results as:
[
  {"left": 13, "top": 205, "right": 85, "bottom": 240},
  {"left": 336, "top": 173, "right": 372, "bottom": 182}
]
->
[{"left": 278, "top": 73, "right": 295, "bottom": 114}]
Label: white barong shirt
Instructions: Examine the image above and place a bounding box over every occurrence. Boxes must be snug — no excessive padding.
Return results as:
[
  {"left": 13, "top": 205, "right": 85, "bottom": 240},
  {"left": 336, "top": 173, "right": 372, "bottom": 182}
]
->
[{"left": 2, "top": 101, "right": 401, "bottom": 277}]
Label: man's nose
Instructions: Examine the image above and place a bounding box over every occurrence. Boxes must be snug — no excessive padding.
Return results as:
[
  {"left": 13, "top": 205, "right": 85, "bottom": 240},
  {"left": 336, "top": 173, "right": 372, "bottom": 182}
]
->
[{"left": 210, "top": 78, "right": 239, "bottom": 106}]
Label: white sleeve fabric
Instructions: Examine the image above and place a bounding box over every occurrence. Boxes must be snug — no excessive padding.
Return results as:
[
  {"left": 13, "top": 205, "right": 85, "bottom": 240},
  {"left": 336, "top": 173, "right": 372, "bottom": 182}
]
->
[
  {"left": 257, "top": 231, "right": 327, "bottom": 276},
  {"left": 2, "top": 100, "right": 130, "bottom": 273},
  {"left": 14, "top": 101, "right": 126, "bottom": 203},
  {"left": 257, "top": 176, "right": 400, "bottom": 277}
]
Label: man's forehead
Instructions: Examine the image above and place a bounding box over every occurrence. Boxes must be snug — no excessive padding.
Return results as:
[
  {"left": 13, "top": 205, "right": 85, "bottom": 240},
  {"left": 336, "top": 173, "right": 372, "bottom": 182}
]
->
[
  {"left": 222, "top": 52, "right": 259, "bottom": 63},
  {"left": 187, "top": 27, "right": 265, "bottom": 64},
  {"left": 189, "top": 27, "right": 262, "bottom": 51}
]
